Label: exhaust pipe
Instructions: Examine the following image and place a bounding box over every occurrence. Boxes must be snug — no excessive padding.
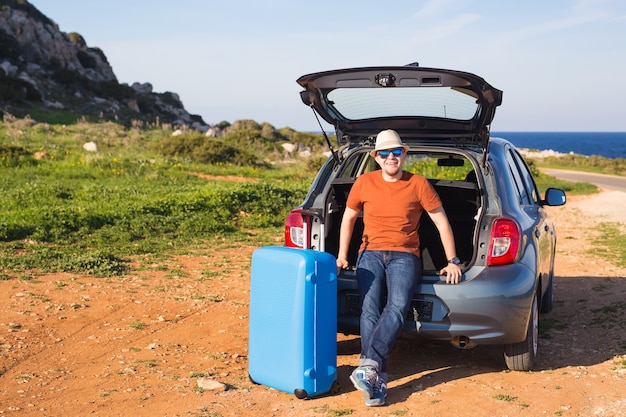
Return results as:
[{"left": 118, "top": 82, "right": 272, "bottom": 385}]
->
[{"left": 450, "top": 336, "right": 476, "bottom": 349}]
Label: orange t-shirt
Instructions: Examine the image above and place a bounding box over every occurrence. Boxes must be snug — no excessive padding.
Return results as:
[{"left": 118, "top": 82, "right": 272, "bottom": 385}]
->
[{"left": 346, "top": 170, "right": 442, "bottom": 257}]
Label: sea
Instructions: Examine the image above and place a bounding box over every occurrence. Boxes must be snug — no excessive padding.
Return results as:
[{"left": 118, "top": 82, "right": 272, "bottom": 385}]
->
[{"left": 492, "top": 132, "right": 626, "bottom": 159}]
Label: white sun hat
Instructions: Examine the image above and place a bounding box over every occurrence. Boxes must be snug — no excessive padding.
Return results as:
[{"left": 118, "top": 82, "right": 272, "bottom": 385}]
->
[{"left": 370, "top": 129, "right": 410, "bottom": 157}]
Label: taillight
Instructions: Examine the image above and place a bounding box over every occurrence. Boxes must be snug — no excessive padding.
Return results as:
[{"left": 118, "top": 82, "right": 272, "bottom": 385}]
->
[
  {"left": 284, "top": 208, "right": 308, "bottom": 248},
  {"left": 487, "top": 218, "right": 521, "bottom": 266}
]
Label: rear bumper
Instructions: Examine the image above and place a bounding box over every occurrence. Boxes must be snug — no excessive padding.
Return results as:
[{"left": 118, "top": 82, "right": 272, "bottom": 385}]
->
[{"left": 337, "top": 263, "right": 537, "bottom": 345}]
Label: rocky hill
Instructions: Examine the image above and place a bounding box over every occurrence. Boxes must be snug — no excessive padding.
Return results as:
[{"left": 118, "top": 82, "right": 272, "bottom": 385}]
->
[{"left": 0, "top": 0, "right": 206, "bottom": 128}]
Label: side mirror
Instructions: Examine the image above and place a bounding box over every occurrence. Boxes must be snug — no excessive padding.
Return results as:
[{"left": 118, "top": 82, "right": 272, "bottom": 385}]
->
[{"left": 543, "top": 188, "right": 566, "bottom": 206}]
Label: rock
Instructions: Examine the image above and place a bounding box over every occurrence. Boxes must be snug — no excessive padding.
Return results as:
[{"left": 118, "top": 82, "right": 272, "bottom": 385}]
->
[
  {"left": 282, "top": 143, "right": 298, "bottom": 153},
  {"left": 0, "top": 60, "right": 18, "bottom": 76},
  {"left": 196, "top": 378, "right": 227, "bottom": 392},
  {"left": 0, "top": 5, "right": 115, "bottom": 83},
  {"left": 205, "top": 127, "right": 222, "bottom": 137},
  {"left": 0, "top": 1, "right": 207, "bottom": 129},
  {"left": 131, "top": 82, "right": 153, "bottom": 94},
  {"left": 83, "top": 142, "right": 97, "bottom": 152},
  {"left": 126, "top": 99, "right": 140, "bottom": 112}
]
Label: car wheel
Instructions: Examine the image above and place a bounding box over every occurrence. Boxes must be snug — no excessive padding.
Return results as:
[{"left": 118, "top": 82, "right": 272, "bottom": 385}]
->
[{"left": 504, "top": 294, "right": 538, "bottom": 371}]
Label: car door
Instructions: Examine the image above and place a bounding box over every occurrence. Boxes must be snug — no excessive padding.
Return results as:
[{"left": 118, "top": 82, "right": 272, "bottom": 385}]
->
[{"left": 506, "top": 147, "right": 554, "bottom": 282}]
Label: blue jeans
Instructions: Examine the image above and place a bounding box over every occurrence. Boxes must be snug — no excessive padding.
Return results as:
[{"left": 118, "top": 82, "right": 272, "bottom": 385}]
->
[{"left": 356, "top": 250, "right": 422, "bottom": 372}]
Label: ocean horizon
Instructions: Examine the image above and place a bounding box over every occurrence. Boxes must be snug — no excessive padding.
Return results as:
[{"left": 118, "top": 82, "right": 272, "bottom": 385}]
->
[
  {"left": 492, "top": 131, "right": 626, "bottom": 159},
  {"left": 311, "top": 131, "right": 626, "bottom": 159}
]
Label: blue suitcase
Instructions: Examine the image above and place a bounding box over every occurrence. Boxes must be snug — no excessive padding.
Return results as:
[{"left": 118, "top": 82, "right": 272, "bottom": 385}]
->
[{"left": 248, "top": 246, "right": 338, "bottom": 399}]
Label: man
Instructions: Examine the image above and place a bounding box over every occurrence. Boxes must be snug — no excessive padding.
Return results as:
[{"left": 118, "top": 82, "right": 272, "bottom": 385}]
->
[{"left": 336, "top": 129, "right": 462, "bottom": 406}]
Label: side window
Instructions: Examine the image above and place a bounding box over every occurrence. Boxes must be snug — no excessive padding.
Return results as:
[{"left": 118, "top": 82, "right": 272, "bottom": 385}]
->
[
  {"left": 512, "top": 150, "right": 540, "bottom": 204},
  {"left": 336, "top": 150, "right": 381, "bottom": 180},
  {"left": 337, "top": 152, "right": 367, "bottom": 179},
  {"left": 505, "top": 149, "right": 532, "bottom": 206},
  {"left": 362, "top": 154, "right": 380, "bottom": 174}
]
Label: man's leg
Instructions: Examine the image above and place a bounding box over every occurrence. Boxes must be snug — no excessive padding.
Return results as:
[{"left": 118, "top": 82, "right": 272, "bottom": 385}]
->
[
  {"left": 351, "top": 250, "right": 386, "bottom": 398},
  {"left": 364, "top": 251, "right": 421, "bottom": 372}
]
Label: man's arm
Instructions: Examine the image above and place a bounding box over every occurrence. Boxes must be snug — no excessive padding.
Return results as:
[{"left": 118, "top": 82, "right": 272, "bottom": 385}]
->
[
  {"left": 336, "top": 206, "right": 359, "bottom": 270},
  {"left": 427, "top": 206, "right": 462, "bottom": 284}
]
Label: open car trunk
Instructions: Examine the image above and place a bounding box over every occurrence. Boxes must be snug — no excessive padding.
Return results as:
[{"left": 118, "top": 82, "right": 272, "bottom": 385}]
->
[{"left": 322, "top": 150, "right": 481, "bottom": 276}]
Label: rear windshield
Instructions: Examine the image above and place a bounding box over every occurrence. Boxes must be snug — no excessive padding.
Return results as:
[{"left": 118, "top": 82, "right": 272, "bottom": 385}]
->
[
  {"left": 340, "top": 151, "right": 476, "bottom": 182},
  {"left": 326, "top": 87, "right": 479, "bottom": 121}
]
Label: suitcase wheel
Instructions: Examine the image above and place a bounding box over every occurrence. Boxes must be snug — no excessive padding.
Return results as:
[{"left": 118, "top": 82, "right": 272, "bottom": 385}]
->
[
  {"left": 294, "top": 389, "right": 308, "bottom": 399},
  {"left": 293, "top": 380, "right": 340, "bottom": 399}
]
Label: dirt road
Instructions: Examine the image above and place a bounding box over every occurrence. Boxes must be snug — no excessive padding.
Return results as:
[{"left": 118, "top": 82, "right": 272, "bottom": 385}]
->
[
  {"left": 1, "top": 189, "right": 625, "bottom": 417},
  {"left": 542, "top": 168, "right": 626, "bottom": 192}
]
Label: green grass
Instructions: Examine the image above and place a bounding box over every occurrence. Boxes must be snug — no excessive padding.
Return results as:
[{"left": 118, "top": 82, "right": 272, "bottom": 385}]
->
[
  {"left": 493, "top": 394, "right": 518, "bottom": 401},
  {"left": 589, "top": 222, "right": 626, "bottom": 267},
  {"left": 309, "top": 406, "right": 354, "bottom": 416},
  {"left": 529, "top": 152, "right": 626, "bottom": 195},
  {"left": 612, "top": 356, "right": 626, "bottom": 369},
  {"left": 537, "top": 153, "right": 626, "bottom": 177},
  {"left": 130, "top": 321, "right": 146, "bottom": 330},
  {"left": 526, "top": 158, "right": 601, "bottom": 195},
  {"left": 0, "top": 117, "right": 315, "bottom": 276},
  {"left": 534, "top": 174, "right": 599, "bottom": 195},
  {"left": 1, "top": 116, "right": 624, "bottom": 277}
]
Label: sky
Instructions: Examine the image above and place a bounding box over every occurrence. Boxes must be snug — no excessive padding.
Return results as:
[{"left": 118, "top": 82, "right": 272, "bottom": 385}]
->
[{"left": 29, "top": 0, "right": 626, "bottom": 132}]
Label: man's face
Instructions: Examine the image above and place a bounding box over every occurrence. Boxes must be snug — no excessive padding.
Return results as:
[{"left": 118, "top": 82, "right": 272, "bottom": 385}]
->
[{"left": 375, "top": 148, "right": 405, "bottom": 177}]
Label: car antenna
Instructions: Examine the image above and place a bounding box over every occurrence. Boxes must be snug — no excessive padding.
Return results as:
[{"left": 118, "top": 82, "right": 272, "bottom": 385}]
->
[{"left": 310, "top": 105, "right": 341, "bottom": 165}]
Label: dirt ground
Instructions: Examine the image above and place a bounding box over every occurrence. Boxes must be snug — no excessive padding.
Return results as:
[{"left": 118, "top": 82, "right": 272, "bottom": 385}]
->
[{"left": 1, "top": 188, "right": 626, "bottom": 417}]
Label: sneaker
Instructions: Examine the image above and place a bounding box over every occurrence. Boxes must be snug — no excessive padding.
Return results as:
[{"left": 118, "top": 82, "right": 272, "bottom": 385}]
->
[
  {"left": 365, "top": 373, "right": 387, "bottom": 407},
  {"left": 349, "top": 366, "right": 378, "bottom": 399}
]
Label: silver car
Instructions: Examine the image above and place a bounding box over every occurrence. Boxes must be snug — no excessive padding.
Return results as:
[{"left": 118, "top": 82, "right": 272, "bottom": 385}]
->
[{"left": 284, "top": 64, "right": 566, "bottom": 371}]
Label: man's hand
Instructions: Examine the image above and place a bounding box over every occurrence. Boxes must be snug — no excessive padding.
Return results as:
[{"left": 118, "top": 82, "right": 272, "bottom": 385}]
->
[
  {"left": 439, "top": 263, "right": 462, "bottom": 284},
  {"left": 336, "top": 257, "right": 349, "bottom": 274}
]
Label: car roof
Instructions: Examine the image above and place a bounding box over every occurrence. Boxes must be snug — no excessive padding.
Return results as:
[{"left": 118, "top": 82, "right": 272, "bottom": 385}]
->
[{"left": 297, "top": 65, "right": 503, "bottom": 149}]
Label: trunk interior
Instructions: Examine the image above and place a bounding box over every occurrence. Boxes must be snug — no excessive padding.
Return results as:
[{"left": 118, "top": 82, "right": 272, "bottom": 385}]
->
[{"left": 324, "top": 175, "right": 481, "bottom": 274}]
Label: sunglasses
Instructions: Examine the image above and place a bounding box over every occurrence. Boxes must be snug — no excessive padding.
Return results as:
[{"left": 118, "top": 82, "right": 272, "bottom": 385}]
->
[{"left": 377, "top": 148, "right": 404, "bottom": 158}]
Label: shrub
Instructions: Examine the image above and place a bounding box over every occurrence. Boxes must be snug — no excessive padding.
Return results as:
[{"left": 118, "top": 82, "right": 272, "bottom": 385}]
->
[
  {"left": 225, "top": 119, "right": 261, "bottom": 133},
  {"left": 157, "top": 133, "right": 259, "bottom": 166},
  {"left": 0, "top": 117, "right": 330, "bottom": 276},
  {"left": 10, "top": 247, "right": 128, "bottom": 277},
  {"left": 0, "top": 144, "right": 36, "bottom": 167}
]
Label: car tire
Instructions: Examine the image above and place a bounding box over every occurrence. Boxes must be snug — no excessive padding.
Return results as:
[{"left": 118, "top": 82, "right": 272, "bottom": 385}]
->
[{"left": 504, "top": 294, "right": 538, "bottom": 371}]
